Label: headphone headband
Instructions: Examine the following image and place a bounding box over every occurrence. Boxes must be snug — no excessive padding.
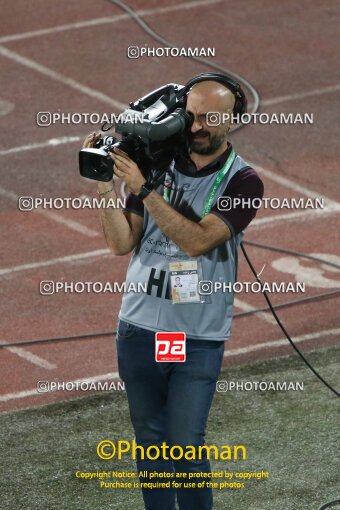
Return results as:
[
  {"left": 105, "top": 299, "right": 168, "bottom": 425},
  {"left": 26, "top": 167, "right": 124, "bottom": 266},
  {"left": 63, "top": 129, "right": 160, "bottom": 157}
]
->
[{"left": 183, "top": 72, "right": 247, "bottom": 116}]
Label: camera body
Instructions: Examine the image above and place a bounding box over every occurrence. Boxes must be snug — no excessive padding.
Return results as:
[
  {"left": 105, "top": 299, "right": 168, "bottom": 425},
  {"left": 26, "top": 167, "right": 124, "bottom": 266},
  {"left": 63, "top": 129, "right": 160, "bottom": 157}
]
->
[
  {"left": 79, "top": 135, "right": 145, "bottom": 182},
  {"left": 79, "top": 84, "right": 193, "bottom": 183}
]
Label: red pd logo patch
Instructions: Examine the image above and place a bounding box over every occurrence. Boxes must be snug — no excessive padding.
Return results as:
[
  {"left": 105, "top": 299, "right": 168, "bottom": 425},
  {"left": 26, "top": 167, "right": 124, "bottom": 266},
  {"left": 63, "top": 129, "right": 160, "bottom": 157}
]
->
[{"left": 155, "top": 332, "right": 186, "bottom": 362}]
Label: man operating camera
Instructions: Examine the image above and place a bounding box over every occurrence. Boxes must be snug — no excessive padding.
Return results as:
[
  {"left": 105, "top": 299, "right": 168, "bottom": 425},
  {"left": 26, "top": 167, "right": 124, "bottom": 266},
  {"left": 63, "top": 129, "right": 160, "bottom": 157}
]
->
[{"left": 83, "top": 76, "right": 263, "bottom": 510}]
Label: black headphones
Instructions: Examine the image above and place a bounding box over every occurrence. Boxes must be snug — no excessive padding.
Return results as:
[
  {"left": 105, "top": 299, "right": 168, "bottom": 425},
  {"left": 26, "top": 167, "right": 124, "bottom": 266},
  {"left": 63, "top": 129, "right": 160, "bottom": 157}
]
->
[{"left": 183, "top": 72, "right": 247, "bottom": 116}]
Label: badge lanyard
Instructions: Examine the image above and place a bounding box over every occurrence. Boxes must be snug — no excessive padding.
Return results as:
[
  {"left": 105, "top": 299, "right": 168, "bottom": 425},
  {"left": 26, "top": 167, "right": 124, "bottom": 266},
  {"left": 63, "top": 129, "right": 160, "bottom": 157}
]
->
[
  {"left": 165, "top": 149, "right": 236, "bottom": 304},
  {"left": 163, "top": 148, "right": 236, "bottom": 216}
]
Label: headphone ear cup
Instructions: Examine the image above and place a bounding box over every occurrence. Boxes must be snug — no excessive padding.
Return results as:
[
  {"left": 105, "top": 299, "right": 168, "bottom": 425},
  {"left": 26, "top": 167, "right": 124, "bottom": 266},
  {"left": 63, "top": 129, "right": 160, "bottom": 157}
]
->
[
  {"left": 234, "top": 94, "right": 247, "bottom": 116},
  {"left": 242, "top": 97, "right": 247, "bottom": 115}
]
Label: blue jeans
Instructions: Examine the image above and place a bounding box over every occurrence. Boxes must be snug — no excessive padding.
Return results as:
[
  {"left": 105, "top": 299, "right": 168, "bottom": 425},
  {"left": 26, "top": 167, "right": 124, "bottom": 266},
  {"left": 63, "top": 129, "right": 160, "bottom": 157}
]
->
[{"left": 116, "top": 319, "right": 225, "bottom": 510}]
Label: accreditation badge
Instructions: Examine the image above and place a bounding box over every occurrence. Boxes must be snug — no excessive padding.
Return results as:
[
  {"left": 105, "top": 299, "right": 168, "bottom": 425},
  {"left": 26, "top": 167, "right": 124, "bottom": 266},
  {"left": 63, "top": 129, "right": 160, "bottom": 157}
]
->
[{"left": 168, "top": 259, "right": 201, "bottom": 304}]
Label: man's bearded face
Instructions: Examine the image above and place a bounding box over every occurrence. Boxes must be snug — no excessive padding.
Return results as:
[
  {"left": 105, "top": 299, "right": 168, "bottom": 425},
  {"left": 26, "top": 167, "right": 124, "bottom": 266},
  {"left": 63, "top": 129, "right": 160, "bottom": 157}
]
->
[{"left": 188, "top": 126, "right": 229, "bottom": 155}]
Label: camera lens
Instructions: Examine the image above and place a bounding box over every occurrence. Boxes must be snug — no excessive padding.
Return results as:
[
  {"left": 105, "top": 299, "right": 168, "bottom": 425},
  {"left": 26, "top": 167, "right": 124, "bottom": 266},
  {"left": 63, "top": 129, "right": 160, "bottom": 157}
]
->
[
  {"left": 79, "top": 150, "right": 113, "bottom": 181},
  {"left": 102, "top": 136, "right": 115, "bottom": 146}
]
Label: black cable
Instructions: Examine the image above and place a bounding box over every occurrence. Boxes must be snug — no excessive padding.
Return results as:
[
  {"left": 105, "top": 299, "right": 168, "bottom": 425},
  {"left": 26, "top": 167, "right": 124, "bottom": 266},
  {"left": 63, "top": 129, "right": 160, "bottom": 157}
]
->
[
  {"left": 318, "top": 501, "right": 340, "bottom": 510},
  {"left": 234, "top": 289, "right": 340, "bottom": 317},
  {"left": 244, "top": 240, "right": 340, "bottom": 270},
  {"left": 0, "top": 331, "right": 114, "bottom": 348},
  {"left": 240, "top": 242, "right": 340, "bottom": 398}
]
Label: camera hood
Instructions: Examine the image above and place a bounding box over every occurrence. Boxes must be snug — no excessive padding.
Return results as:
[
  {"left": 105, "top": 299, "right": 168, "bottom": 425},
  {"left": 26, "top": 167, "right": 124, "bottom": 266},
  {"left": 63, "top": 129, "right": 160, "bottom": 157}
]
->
[{"left": 79, "top": 147, "right": 114, "bottom": 182}]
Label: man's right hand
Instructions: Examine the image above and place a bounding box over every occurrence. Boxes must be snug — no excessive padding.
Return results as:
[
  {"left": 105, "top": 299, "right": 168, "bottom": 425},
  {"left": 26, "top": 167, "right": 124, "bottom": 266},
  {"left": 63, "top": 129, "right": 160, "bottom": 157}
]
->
[{"left": 82, "top": 132, "right": 101, "bottom": 149}]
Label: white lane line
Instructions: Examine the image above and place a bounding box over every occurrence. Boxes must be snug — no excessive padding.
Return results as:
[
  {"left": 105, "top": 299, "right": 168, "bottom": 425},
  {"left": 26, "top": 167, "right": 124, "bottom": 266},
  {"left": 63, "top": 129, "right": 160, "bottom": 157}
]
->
[
  {"left": 0, "top": 371, "right": 120, "bottom": 403},
  {"left": 224, "top": 327, "right": 340, "bottom": 357},
  {"left": 261, "top": 84, "right": 340, "bottom": 107},
  {"left": 6, "top": 347, "right": 57, "bottom": 370},
  {"left": 251, "top": 204, "right": 340, "bottom": 229},
  {"left": 0, "top": 186, "right": 17, "bottom": 200},
  {"left": 0, "top": 185, "right": 99, "bottom": 238},
  {"left": 0, "top": 0, "right": 222, "bottom": 43},
  {"left": 0, "top": 97, "right": 14, "bottom": 116},
  {"left": 0, "top": 249, "right": 111, "bottom": 277},
  {"left": 0, "top": 15, "right": 129, "bottom": 43},
  {"left": 0, "top": 134, "right": 89, "bottom": 156},
  {"left": 34, "top": 208, "right": 99, "bottom": 237},
  {"left": 0, "top": 135, "right": 83, "bottom": 156},
  {"left": 0, "top": 130, "right": 87, "bottom": 156},
  {"left": 234, "top": 298, "right": 276, "bottom": 325},
  {"left": 0, "top": 46, "right": 126, "bottom": 110},
  {"left": 247, "top": 160, "right": 340, "bottom": 228},
  {"left": 249, "top": 161, "right": 340, "bottom": 208}
]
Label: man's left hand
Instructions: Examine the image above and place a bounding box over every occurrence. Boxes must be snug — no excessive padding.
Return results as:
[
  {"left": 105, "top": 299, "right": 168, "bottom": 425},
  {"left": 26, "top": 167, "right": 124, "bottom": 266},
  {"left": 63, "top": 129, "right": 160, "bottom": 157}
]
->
[{"left": 111, "top": 148, "right": 146, "bottom": 195}]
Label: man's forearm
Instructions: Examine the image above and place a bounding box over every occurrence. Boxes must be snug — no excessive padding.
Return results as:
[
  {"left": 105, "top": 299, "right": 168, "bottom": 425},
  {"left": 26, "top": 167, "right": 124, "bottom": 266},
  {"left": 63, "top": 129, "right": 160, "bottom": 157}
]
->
[
  {"left": 143, "top": 190, "right": 210, "bottom": 256},
  {"left": 98, "top": 181, "right": 135, "bottom": 255}
]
